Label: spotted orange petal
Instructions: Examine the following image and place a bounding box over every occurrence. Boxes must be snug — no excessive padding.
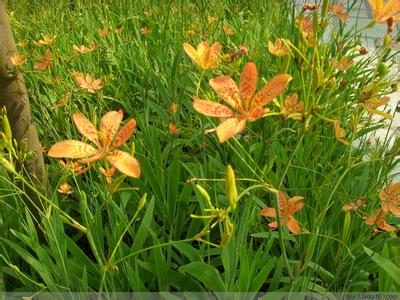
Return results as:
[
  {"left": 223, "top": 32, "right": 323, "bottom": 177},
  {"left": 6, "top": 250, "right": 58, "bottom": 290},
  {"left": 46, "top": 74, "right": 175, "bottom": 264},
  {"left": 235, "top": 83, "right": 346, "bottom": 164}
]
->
[
  {"left": 48, "top": 140, "right": 97, "bottom": 159},
  {"left": 268, "top": 221, "right": 278, "bottom": 229},
  {"left": 209, "top": 76, "right": 241, "bottom": 110},
  {"left": 107, "top": 150, "right": 141, "bottom": 178},
  {"left": 252, "top": 74, "right": 292, "bottom": 108},
  {"left": 239, "top": 62, "right": 258, "bottom": 109},
  {"left": 286, "top": 216, "right": 301, "bottom": 234},
  {"left": 248, "top": 107, "right": 269, "bottom": 121},
  {"left": 112, "top": 119, "right": 136, "bottom": 148},
  {"left": 193, "top": 99, "right": 235, "bottom": 117},
  {"left": 260, "top": 207, "right": 277, "bottom": 217},
  {"left": 72, "top": 113, "right": 100, "bottom": 147},
  {"left": 100, "top": 110, "right": 123, "bottom": 149},
  {"left": 216, "top": 118, "right": 246, "bottom": 143},
  {"left": 205, "top": 42, "right": 221, "bottom": 68}
]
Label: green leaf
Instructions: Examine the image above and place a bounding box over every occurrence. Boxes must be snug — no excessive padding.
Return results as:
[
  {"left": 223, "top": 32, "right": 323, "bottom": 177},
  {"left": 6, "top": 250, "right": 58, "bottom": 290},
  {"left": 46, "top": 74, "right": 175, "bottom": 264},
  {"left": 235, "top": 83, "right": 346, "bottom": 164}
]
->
[
  {"left": 364, "top": 246, "right": 400, "bottom": 286},
  {"left": 173, "top": 243, "right": 203, "bottom": 263},
  {"left": 251, "top": 256, "right": 276, "bottom": 291},
  {"left": 179, "top": 262, "right": 227, "bottom": 292},
  {"left": 131, "top": 198, "right": 155, "bottom": 252}
]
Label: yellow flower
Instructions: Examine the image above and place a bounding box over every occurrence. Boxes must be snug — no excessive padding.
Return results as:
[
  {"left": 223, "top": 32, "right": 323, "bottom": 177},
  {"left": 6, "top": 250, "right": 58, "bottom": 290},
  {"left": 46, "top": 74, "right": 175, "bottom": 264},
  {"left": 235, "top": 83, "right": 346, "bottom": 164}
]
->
[
  {"left": 368, "top": 0, "right": 400, "bottom": 23},
  {"left": 268, "top": 38, "right": 290, "bottom": 57},
  {"left": 208, "top": 16, "right": 217, "bottom": 25},
  {"left": 10, "top": 53, "right": 27, "bottom": 66},
  {"left": 183, "top": 41, "right": 221, "bottom": 70},
  {"left": 33, "top": 34, "right": 57, "bottom": 46}
]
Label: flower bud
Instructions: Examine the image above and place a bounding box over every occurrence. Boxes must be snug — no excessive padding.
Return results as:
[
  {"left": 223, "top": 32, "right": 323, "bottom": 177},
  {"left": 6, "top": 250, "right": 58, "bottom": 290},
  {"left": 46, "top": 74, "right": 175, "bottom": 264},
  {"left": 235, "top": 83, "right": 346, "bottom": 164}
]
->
[
  {"left": 225, "top": 165, "right": 238, "bottom": 209},
  {"left": 195, "top": 184, "right": 213, "bottom": 208},
  {"left": 2, "top": 115, "right": 12, "bottom": 140},
  {"left": 138, "top": 193, "right": 147, "bottom": 211}
]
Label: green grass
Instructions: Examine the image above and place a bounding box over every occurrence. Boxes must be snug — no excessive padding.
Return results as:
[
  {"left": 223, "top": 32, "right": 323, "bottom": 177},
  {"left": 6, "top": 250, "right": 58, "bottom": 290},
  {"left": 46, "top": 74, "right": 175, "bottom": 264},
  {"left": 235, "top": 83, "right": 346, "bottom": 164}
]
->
[{"left": 1, "top": 0, "right": 400, "bottom": 293}]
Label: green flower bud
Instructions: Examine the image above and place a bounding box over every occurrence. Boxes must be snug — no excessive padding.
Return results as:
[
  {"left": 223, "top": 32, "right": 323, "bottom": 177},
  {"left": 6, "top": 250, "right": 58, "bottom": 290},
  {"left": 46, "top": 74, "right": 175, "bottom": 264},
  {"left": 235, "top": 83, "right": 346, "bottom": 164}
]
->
[{"left": 225, "top": 165, "right": 238, "bottom": 209}]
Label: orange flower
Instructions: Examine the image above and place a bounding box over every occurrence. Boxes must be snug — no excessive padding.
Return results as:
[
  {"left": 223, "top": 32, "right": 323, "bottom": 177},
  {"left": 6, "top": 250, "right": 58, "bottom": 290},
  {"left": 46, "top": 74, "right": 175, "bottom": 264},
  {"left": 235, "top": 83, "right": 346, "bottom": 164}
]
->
[
  {"left": 368, "top": 0, "right": 400, "bottom": 22},
  {"left": 302, "top": 3, "right": 318, "bottom": 11},
  {"left": 379, "top": 182, "right": 400, "bottom": 216},
  {"left": 141, "top": 27, "right": 150, "bottom": 35},
  {"left": 74, "top": 73, "right": 103, "bottom": 93},
  {"left": 99, "top": 166, "right": 117, "bottom": 184},
  {"left": 342, "top": 199, "right": 364, "bottom": 211},
  {"left": 33, "top": 34, "right": 57, "bottom": 46},
  {"left": 58, "top": 182, "right": 73, "bottom": 195},
  {"left": 333, "top": 120, "right": 350, "bottom": 145},
  {"left": 260, "top": 192, "right": 304, "bottom": 234},
  {"left": 183, "top": 41, "right": 221, "bottom": 70},
  {"left": 365, "top": 208, "right": 396, "bottom": 232},
  {"left": 114, "top": 27, "right": 123, "bottom": 34},
  {"left": 329, "top": 3, "right": 349, "bottom": 22},
  {"left": 169, "top": 122, "right": 180, "bottom": 135},
  {"left": 10, "top": 53, "right": 27, "bottom": 66},
  {"left": 296, "top": 15, "right": 314, "bottom": 45},
  {"left": 48, "top": 77, "right": 62, "bottom": 84},
  {"left": 360, "top": 96, "right": 393, "bottom": 120},
  {"left": 48, "top": 111, "right": 140, "bottom": 178},
  {"left": 193, "top": 62, "right": 292, "bottom": 142},
  {"left": 52, "top": 92, "right": 71, "bottom": 108},
  {"left": 34, "top": 49, "right": 52, "bottom": 70},
  {"left": 144, "top": 9, "right": 153, "bottom": 17},
  {"left": 282, "top": 94, "right": 304, "bottom": 120},
  {"left": 332, "top": 56, "right": 353, "bottom": 71},
  {"left": 268, "top": 38, "right": 290, "bottom": 56},
  {"left": 223, "top": 25, "right": 235, "bottom": 36},
  {"left": 187, "top": 30, "right": 196, "bottom": 37},
  {"left": 98, "top": 28, "right": 109, "bottom": 37},
  {"left": 59, "top": 160, "right": 88, "bottom": 175},
  {"left": 72, "top": 44, "right": 95, "bottom": 54}
]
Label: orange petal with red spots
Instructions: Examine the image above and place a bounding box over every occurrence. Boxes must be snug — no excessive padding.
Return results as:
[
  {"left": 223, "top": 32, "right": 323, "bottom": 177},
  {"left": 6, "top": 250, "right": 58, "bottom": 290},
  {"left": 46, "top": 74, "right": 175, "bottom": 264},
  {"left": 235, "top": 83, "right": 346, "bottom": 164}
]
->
[
  {"left": 216, "top": 118, "right": 246, "bottom": 143},
  {"left": 107, "top": 150, "right": 141, "bottom": 178},
  {"left": 252, "top": 74, "right": 292, "bottom": 108},
  {"left": 193, "top": 99, "right": 235, "bottom": 117},
  {"left": 48, "top": 140, "right": 97, "bottom": 159},
  {"left": 209, "top": 76, "right": 241, "bottom": 110}
]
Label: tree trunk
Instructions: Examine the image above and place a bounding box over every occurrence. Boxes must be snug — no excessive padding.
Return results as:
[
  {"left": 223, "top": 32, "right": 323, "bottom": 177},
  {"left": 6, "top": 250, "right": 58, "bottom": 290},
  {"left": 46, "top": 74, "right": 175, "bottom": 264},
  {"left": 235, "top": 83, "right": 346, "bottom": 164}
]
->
[{"left": 0, "top": 0, "right": 46, "bottom": 220}]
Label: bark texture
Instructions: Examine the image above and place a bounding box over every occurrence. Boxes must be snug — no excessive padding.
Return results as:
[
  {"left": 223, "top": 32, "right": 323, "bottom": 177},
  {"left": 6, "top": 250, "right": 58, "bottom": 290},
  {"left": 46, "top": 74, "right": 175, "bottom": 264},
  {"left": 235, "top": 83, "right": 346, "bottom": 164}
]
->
[{"left": 0, "top": 1, "right": 46, "bottom": 216}]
